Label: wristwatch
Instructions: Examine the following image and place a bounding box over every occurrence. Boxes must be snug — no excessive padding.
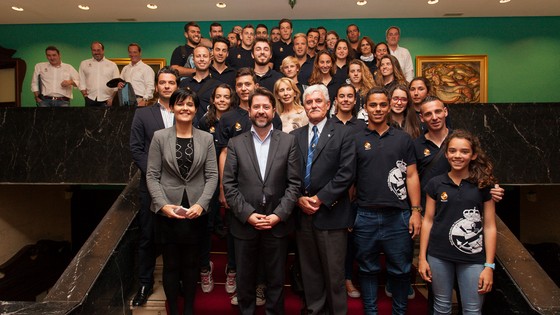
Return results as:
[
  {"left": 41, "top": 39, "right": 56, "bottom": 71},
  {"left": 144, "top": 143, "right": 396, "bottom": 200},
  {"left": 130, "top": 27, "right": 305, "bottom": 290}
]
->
[{"left": 484, "top": 263, "right": 495, "bottom": 270}]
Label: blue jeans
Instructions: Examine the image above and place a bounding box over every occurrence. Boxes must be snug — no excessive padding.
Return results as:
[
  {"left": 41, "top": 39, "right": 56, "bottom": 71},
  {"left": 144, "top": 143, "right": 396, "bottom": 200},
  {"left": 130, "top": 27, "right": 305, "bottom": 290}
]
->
[
  {"left": 353, "top": 207, "right": 412, "bottom": 315},
  {"left": 38, "top": 99, "right": 69, "bottom": 107},
  {"left": 428, "top": 255, "right": 485, "bottom": 315}
]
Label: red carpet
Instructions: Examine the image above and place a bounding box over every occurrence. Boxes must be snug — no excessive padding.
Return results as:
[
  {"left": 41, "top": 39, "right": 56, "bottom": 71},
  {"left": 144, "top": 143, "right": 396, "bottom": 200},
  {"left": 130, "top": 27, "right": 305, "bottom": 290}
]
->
[{"left": 168, "top": 233, "right": 427, "bottom": 314}]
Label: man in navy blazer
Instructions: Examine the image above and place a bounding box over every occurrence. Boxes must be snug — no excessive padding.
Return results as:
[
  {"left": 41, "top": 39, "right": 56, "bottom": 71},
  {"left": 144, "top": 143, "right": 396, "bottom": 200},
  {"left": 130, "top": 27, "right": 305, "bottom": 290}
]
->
[
  {"left": 129, "top": 66, "right": 179, "bottom": 306},
  {"left": 223, "top": 87, "right": 301, "bottom": 315},
  {"left": 290, "top": 84, "right": 356, "bottom": 315}
]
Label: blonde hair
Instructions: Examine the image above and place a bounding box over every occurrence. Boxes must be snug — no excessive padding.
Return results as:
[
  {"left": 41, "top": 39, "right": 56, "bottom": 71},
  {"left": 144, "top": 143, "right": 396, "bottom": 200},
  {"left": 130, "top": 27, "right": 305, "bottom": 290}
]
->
[
  {"left": 348, "top": 59, "right": 375, "bottom": 98},
  {"left": 273, "top": 77, "right": 303, "bottom": 114}
]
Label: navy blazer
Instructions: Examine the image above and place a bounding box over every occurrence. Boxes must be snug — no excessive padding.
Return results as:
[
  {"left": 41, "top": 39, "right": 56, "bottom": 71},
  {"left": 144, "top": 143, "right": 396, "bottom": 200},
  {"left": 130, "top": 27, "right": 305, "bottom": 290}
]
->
[
  {"left": 130, "top": 104, "right": 166, "bottom": 175},
  {"left": 223, "top": 129, "right": 301, "bottom": 239},
  {"left": 290, "top": 119, "right": 357, "bottom": 230}
]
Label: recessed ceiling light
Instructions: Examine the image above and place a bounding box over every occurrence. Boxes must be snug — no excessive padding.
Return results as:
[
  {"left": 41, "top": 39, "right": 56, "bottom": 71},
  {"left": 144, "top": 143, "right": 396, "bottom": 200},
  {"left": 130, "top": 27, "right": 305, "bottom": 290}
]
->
[
  {"left": 216, "top": 2, "right": 226, "bottom": 8},
  {"left": 357, "top": 0, "right": 367, "bottom": 5},
  {"left": 428, "top": 0, "right": 439, "bottom": 4},
  {"left": 499, "top": 0, "right": 510, "bottom": 3},
  {"left": 78, "top": 5, "right": 90, "bottom": 10},
  {"left": 147, "top": 3, "right": 158, "bottom": 9},
  {"left": 11, "top": 6, "right": 24, "bottom": 11}
]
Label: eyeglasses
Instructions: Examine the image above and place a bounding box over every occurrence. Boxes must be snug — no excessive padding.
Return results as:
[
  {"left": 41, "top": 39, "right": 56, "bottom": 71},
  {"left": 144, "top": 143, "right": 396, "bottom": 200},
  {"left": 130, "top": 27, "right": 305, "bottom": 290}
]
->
[{"left": 391, "top": 97, "right": 408, "bottom": 103}]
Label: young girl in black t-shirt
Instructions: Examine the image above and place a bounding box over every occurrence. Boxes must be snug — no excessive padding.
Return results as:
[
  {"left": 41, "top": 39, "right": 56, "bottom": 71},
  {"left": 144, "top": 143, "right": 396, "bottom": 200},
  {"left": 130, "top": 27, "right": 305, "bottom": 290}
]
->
[{"left": 418, "top": 130, "right": 497, "bottom": 315}]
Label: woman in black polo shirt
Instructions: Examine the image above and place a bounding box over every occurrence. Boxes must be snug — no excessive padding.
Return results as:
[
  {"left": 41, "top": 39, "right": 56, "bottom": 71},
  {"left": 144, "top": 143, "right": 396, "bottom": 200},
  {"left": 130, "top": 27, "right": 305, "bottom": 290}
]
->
[{"left": 418, "top": 130, "right": 497, "bottom": 315}]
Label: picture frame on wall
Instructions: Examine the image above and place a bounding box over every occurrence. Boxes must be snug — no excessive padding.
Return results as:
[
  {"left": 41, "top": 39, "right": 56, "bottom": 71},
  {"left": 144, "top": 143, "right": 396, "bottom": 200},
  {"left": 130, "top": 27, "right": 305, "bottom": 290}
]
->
[
  {"left": 109, "top": 58, "right": 166, "bottom": 74},
  {"left": 415, "top": 55, "right": 488, "bottom": 104}
]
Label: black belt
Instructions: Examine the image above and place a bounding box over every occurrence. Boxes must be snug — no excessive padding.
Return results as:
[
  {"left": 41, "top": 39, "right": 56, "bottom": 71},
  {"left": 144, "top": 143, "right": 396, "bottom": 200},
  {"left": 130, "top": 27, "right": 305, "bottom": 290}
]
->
[{"left": 42, "top": 95, "right": 70, "bottom": 101}]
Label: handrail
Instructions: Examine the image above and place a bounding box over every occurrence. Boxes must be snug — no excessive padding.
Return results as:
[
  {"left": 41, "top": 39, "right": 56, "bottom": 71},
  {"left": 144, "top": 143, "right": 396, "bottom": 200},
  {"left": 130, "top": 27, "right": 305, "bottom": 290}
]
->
[{"left": 494, "top": 216, "right": 560, "bottom": 314}]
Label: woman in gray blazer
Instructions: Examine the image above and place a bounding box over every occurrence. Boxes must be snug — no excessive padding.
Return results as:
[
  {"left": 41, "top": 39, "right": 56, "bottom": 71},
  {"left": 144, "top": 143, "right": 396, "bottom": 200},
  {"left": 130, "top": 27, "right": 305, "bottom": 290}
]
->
[{"left": 146, "top": 88, "right": 218, "bottom": 315}]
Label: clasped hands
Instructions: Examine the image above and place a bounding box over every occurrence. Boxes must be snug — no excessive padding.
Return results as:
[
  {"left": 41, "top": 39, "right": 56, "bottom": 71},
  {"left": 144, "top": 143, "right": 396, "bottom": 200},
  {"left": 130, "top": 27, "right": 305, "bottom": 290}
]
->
[
  {"left": 297, "top": 195, "right": 322, "bottom": 215},
  {"left": 161, "top": 204, "right": 203, "bottom": 219},
  {"left": 248, "top": 213, "right": 280, "bottom": 230}
]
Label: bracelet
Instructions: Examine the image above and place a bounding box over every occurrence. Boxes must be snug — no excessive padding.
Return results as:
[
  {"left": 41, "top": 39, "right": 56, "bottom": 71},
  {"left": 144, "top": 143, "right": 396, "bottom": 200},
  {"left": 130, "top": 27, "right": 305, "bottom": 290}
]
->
[
  {"left": 484, "top": 262, "right": 495, "bottom": 270},
  {"left": 411, "top": 206, "right": 423, "bottom": 213}
]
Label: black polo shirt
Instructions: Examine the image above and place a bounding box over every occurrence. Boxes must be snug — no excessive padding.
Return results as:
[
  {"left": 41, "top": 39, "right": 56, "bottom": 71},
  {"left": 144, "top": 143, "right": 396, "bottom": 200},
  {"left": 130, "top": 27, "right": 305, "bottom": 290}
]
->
[
  {"left": 330, "top": 115, "right": 367, "bottom": 135},
  {"left": 170, "top": 44, "right": 195, "bottom": 68},
  {"left": 216, "top": 107, "right": 283, "bottom": 151},
  {"left": 226, "top": 46, "right": 254, "bottom": 70},
  {"left": 425, "top": 174, "right": 491, "bottom": 264},
  {"left": 271, "top": 40, "right": 294, "bottom": 72},
  {"left": 179, "top": 75, "right": 221, "bottom": 124},
  {"left": 209, "top": 65, "right": 236, "bottom": 88},
  {"left": 355, "top": 126, "right": 416, "bottom": 210},
  {"left": 197, "top": 113, "right": 221, "bottom": 158},
  {"left": 256, "top": 68, "right": 283, "bottom": 92},
  {"left": 414, "top": 130, "right": 453, "bottom": 207},
  {"left": 297, "top": 56, "right": 314, "bottom": 85}
]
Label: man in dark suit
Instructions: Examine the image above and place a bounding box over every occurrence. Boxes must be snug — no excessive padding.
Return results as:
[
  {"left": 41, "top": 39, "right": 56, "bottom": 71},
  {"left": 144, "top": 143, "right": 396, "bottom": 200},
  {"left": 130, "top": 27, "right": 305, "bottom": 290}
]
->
[
  {"left": 290, "top": 84, "right": 356, "bottom": 314},
  {"left": 129, "top": 66, "right": 179, "bottom": 306},
  {"left": 223, "top": 87, "right": 301, "bottom": 315}
]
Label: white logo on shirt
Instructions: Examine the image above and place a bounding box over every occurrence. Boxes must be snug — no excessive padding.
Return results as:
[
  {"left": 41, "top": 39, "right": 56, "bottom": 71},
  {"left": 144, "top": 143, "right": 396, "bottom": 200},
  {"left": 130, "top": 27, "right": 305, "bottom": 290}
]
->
[
  {"left": 449, "top": 208, "right": 483, "bottom": 255},
  {"left": 387, "top": 160, "right": 408, "bottom": 200}
]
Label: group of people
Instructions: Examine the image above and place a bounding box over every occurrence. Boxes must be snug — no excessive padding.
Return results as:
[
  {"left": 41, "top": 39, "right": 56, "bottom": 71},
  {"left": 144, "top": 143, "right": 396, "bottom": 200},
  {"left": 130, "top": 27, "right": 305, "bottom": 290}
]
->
[{"left": 34, "top": 18, "right": 506, "bottom": 315}]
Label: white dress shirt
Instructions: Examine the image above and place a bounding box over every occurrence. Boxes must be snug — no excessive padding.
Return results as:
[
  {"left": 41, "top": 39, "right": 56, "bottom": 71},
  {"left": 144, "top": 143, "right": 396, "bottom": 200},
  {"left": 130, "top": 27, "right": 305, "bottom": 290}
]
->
[
  {"left": 120, "top": 60, "right": 155, "bottom": 100},
  {"left": 79, "top": 57, "right": 120, "bottom": 102},
  {"left": 250, "top": 126, "right": 274, "bottom": 180},
  {"left": 31, "top": 62, "right": 79, "bottom": 98},
  {"left": 390, "top": 45, "right": 414, "bottom": 82}
]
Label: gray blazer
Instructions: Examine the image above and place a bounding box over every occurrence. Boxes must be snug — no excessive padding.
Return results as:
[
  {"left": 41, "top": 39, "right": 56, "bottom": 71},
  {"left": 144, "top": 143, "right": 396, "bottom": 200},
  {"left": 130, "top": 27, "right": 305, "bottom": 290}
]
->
[{"left": 146, "top": 126, "right": 218, "bottom": 213}]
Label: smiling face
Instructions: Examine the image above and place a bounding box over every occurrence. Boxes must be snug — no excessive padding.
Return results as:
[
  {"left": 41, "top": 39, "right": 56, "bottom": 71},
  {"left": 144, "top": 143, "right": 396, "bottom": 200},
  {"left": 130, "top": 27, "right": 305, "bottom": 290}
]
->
[
  {"left": 212, "top": 41, "right": 229, "bottom": 64},
  {"left": 193, "top": 46, "right": 210, "bottom": 71},
  {"left": 241, "top": 27, "right": 255, "bottom": 49},
  {"left": 249, "top": 95, "right": 275, "bottom": 129},
  {"left": 172, "top": 96, "right": 197, "bottom": 124},
  {"left": 293, "top": 36, "right": 308, "bottom": 58},
  {"left": 375, "top": 43, "right": 388, "bottom": 61},
  {"left": 390, "top": 88, "right": 408, "bottom": 115},
  {"left": 186, "top": 25, "right": 201, "bottom": 46},
  {"left": 335, "top": 86, "right": 356, "bottom": 115},
  {"left": 156, "top": 73, "right": 178, "bottom": 101},
  {"left": 386, "top": 27, "right": 400, "bottom": 46},
  {"left": 128, "top": 45, "right": 141, "bottom": 64},
  {"left": 318, "top": 53, "right": 333, "bottom": 75},
  {"left": 235, "top": 75, "right": 256, "bottom": 104},
  {"left": 445, "top": 137, "right": 476, "bottom": 173},
  {"left": 366, "top": 92, "right": 390, "bottom": 126},
  {"left": 326, "top": 34, "right": 338, "bottom": 50},
  {"left": 307, "top": 31, "right": 319, "bottom": 51},
  {"left": 252, "top": 40, "right": 272, "bottom": 66},
  {"left": 91, "top": 42, "right": 104, "bottom": 61},
  {"left": 420, "top": 99, "right": 448, "bottom": 132},
  {"left": 212, "top": 87, "right": 232, "bottom": 114},
  {"left": 256, "top": 26, "right": 268, "bottom": 39},
  {"left": 359, "top": 39, "right": 372, "bottom": 56},
  {"left": 276, "top": 81, "right": 296, "bottom": 106},
  {"left": 380, "top": 57, "right": 394, "bottom": 77},
  {"left": 210, "top": 25, "right": 223, "bottom": 38},
  {"left": 271, "top": 29, "right": 281, "bottom": 42}
]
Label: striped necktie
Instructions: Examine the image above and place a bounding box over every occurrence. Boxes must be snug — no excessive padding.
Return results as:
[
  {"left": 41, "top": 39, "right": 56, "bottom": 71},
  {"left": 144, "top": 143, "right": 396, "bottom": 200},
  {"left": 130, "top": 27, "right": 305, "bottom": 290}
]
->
[{"left": 304, "top": 125, "right": 318, "bottom": 190}]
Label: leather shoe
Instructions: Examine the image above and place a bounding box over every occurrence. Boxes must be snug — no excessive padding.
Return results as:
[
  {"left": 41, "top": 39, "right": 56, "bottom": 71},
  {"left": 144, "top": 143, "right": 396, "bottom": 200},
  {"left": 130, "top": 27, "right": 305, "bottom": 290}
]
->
[{"left": 132, "top": 285, "right": 152, "bottom": 306}]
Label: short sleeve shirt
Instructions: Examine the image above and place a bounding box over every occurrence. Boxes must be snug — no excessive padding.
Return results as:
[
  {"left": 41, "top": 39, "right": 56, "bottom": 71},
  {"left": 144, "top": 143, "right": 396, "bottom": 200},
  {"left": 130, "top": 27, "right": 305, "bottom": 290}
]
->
[{"left": 425, "top": 174, "right": 492, "bottom": 264}]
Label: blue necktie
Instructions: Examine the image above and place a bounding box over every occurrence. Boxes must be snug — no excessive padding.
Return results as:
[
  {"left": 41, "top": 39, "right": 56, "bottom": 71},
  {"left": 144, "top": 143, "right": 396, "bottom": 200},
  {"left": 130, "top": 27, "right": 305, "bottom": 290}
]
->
[{"left": 304, "top": 125, "right": 318, "bottom": 190}]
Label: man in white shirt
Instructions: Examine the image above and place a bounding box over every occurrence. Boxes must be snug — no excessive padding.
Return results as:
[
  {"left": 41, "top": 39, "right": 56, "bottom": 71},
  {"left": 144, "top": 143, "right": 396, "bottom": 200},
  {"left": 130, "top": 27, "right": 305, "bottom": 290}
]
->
[
  {"left": 31, "top": 46, "right": 79, "bottom": 107},
  {"left": 79, "top": 41, "right": 120, "bottom": 107},
  {"left": 118, "top": 43, "right": 155, "bottom": 107},
  {"left": 386, "top": 26, "right": 415, "bottom": 82}
]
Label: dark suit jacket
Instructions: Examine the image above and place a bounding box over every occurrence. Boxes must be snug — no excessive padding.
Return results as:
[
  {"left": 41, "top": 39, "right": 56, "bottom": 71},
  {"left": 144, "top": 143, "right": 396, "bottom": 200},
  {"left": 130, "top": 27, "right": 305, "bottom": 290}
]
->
[
  {"left": 130, "top": 104, "right": 166, "bottom": 175},
  {"left": 290, "top": 119, "right": 356, "bottom": 230},
  {"left": 223, "top": 129, "right": 301, "bottom": 240}
]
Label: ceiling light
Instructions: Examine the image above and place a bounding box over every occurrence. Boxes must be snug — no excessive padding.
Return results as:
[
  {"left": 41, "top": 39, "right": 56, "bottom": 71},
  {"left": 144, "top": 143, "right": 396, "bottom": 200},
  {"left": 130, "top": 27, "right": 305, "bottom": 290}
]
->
[
  {"left": 11, "top": 6, "right": 24, "bottom": 11},
  {"left": 499, "top": 0, "right": 510, "bottom": 3},
  {"left": 428, "top": 0, "right": 439, "bottom": 4},
  {"left": 357, "top": 0, "right": 367, "bottom": 5},
  {"left": 147, "top": 3, "right": 158, "bottom": 9},
  {"left": 216, "top": 2, "right": 226, "bottom": 8},
  {"left": 78, "top": 5, "right": 90, "bottom": 10}
]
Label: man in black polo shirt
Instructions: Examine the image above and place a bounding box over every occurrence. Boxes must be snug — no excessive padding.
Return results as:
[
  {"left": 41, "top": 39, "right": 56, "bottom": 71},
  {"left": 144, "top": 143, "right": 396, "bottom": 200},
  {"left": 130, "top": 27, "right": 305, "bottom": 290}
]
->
[
  {"left": 293, "top": 33, "right": 314, "bottom": 85},
  {"left": 252, "top": 38, "right": 283, "bottom": 92},
  {"left": 179, "top": 45, "right": 220, "bottom": 125},
  {"left": 227, "top": 24, "right": 255, "bottom": 70},
  {"left": 353, "top": 88, "right": 422, "bottom": 315},
  {"left": 271, "top": 18, "right": 294, "bottom": 72},
  {"left": 170, "top": 21, "right": 201, "bottom": 78},
  {"left": 210, "top": 37, "right": 236, "bottom": 88},
  {"left": 330, "top": 84, "right": 366, "bottom": 134}
]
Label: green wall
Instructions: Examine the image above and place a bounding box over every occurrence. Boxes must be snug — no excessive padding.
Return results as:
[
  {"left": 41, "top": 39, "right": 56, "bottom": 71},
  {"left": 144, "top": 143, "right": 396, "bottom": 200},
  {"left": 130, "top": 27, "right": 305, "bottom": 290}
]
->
[{"left": 1, "top": 16, "right": 559, "bottom": 106}]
